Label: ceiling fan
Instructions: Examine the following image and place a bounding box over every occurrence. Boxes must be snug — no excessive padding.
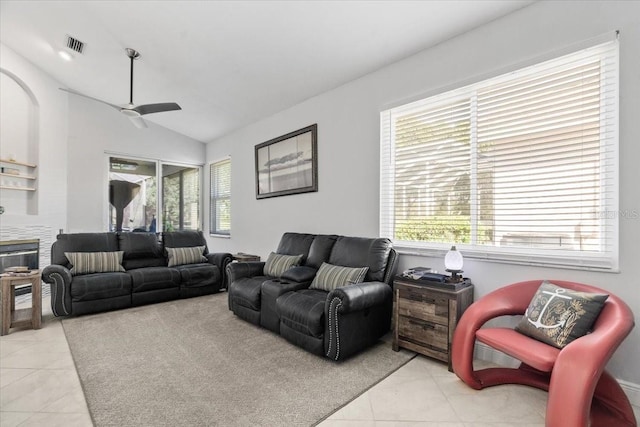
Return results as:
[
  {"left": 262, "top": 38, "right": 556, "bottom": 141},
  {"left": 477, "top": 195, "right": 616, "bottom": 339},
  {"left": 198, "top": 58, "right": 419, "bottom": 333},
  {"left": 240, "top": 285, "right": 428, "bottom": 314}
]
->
[{"left": 60, "top": 48, "right": 181, "bottom": 128}]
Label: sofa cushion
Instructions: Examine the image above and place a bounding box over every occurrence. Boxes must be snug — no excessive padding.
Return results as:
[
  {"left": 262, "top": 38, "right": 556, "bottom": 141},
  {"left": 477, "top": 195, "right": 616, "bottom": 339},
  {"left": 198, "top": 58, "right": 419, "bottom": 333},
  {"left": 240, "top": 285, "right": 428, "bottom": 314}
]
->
[
  {"left": 122, "top": 257, "right": 166, "bottom": 270},
  {"left": 277, "top": 289, "right": 328, "bottom": 338},
  {"left": 70, "top": 272, "right": 132, "bottom": 302},
  {"left": 281, "top": 266, "right": 317, "bottom": 283},
  {"left": 52, "top": 233, "right": 119, "bottom": 266},
  {"left": 166, "top": 246, "right": 207, "bottom": 267},
  {"left": 174, "top": 263, "right": 220, "bottom": 288},
  {"left": 128, "top": 266, "right": 181, "bottom": 293},
  {"left": 306, "top": 235, "right": 338, "bottom": 268},
  {"left": 65, "top": 251, "right": 125, "bottom": 276},
  {"left": 309, "top": 262, "right": 368, "bottom": 292},
  {"left": 328, "top": 236, "right": 392, "bottom": 282},
  {"left": 119, "top": 232, "right": 162, "bottom": 259},
  {"left": 276, "top": 233, "right": 316, "bottom": 263},
  {"left": 163, "top": 230, "right": 209, "bottom": 254},
  {"left": 264, "top": 252, "right": 303, "bottom": 277},
  {"left": 230, "top": 276, "right": 267, "bottom": 311}
]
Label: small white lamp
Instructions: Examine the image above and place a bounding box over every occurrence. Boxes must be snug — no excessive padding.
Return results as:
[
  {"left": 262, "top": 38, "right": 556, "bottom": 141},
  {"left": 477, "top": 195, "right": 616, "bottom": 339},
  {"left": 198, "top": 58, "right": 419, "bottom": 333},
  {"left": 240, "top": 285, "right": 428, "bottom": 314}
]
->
[{"left": 444, "top": 245, "right": 464, "bottom": 282}]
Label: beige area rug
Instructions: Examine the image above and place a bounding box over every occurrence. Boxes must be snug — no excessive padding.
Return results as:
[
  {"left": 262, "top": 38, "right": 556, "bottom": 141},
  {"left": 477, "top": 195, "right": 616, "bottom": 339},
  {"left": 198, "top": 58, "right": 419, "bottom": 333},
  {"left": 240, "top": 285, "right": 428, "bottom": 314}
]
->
[{"left": 62, "top": 292, "right": 415, "bottom": 426}]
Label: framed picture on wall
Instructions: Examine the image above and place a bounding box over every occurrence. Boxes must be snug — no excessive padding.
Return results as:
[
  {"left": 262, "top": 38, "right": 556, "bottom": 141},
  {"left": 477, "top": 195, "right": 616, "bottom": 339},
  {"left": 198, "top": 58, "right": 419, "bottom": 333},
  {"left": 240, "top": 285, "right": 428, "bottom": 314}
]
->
[{"left": 255, "top": 124, "right": 318, "bottom": 199}]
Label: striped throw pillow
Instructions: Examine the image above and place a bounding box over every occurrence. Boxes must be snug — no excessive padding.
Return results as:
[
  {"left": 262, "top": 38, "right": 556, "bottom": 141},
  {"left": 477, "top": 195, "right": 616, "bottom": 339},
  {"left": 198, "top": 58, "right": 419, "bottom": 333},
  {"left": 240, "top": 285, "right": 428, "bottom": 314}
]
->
[
  {"left": 309, "top": 262, "right": 369, "bottom": 292},
  {"left": 65, "top": 251, "right": 125, "bottom": 276},
  {"left": 264, "top": 252, "right": 303, "bottom": 277},
  {"left": 166, "top": 246, "right": 207, "bottom": 267}
]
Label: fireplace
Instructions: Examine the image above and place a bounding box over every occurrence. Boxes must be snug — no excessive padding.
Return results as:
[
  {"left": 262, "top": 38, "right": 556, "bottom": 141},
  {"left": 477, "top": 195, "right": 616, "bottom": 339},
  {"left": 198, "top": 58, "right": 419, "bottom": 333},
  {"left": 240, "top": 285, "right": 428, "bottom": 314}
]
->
[{"left": 0, "top": 239, "right": 39, "bottom": 295}]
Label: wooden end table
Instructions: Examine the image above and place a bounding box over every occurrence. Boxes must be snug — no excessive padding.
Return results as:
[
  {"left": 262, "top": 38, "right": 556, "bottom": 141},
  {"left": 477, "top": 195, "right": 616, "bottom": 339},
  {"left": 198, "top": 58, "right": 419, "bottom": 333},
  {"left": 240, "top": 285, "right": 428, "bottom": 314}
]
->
[
  {"left": 392, "top": 276, "right": 474, "bottom": 371},
  {"left": 232, "top": 253, "right": 261, "bottom": 262},
  {"left": 1, "top": 270, "right": 42, "bottom": 335}
]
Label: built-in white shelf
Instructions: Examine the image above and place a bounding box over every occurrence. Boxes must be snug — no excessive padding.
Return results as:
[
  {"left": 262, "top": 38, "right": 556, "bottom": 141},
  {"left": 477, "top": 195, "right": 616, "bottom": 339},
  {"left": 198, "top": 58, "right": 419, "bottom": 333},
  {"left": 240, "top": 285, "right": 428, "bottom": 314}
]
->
[
  {"left": 0, "top": 158, "right": 37, "bottom": 168},
  {"left": 0, "top": 185, "right": 36, "bottom": 191},
  {"left": 0, "top": 158, "right": 38, "bottom": 191},
  {"left": 0, "top": 173, "right": 36, "bottom": 180}
]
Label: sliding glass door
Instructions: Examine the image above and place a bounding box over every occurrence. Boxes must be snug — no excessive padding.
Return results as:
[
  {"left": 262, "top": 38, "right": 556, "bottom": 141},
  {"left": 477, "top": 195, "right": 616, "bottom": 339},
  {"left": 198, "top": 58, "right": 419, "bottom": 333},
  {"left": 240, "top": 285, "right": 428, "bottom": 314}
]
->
[
  {"left": 107, "top": 155, "right": 201, "bottom": 232},
  {"left": 162, "top": 164, "right": 200, "bottom": 231}
]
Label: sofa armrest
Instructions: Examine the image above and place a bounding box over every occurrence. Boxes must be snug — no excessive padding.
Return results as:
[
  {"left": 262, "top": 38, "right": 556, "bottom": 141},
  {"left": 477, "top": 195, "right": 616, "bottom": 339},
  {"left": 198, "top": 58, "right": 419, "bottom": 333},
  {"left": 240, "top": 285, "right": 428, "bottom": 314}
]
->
[
  {"left": 281, "top": 266, "right": 317, "bottom": 284},
  {"left": 326, "top": 281, "right": 392, "bottom": 313},
  {"left": 42, "top": 265, "right": 73, "bottom": 316},
  {"left": 325, "top": 281, "right": 393, "bottom": 361},
  {"left": 226, "top": 261, "right": 266, "bottom": 283},
  {"left": 206, "top": 252, "right": 233, "bottom": 288}
]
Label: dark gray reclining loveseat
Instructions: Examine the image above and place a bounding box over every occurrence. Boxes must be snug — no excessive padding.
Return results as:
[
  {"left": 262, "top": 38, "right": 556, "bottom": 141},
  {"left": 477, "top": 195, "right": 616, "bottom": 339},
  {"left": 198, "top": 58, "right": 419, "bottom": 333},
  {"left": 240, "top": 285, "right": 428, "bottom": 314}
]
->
[
  {"left": 227, "top": 232, "right": 398, "bottom": 360},
  {"left": 42, "top": 230, "right": 232, "bottom": 316}
]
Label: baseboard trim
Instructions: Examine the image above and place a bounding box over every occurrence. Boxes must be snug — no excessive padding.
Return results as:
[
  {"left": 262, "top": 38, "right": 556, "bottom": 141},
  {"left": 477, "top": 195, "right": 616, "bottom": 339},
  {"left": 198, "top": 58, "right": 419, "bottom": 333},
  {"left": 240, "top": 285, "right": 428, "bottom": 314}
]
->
[{"left": 474, "top": 342, "right": 640, "bottom": 408}]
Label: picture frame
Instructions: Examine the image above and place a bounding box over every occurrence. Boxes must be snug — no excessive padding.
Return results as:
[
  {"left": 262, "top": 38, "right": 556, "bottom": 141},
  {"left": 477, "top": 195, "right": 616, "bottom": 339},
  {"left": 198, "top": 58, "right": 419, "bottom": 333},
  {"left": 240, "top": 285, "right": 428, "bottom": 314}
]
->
[{"left": 255, "top": 124, "right": 318, "bottom": 199}]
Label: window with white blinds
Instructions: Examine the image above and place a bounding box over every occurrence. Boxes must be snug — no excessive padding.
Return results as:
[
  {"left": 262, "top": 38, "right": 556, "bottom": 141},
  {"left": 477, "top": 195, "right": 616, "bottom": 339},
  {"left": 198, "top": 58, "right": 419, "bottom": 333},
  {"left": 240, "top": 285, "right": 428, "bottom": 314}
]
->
[
  {"left": 210, "top": 158, "right": 231, "bottom": 236},
  {"left": 380, "top": 39, "right": 619, "bottom": 270}
]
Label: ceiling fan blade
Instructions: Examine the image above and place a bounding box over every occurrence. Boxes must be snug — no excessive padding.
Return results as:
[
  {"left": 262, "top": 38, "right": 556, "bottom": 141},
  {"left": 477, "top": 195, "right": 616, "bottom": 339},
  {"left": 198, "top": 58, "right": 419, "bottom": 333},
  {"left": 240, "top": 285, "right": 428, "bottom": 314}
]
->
[
  {"left": 59, "top": 87, "right": 121, "bottom": 110},
  {"left": 132, "top": 102, "right": 182, "bottom": 116},
  {"left": 129, "top": 116, "right": 148, "bottom": 129}
]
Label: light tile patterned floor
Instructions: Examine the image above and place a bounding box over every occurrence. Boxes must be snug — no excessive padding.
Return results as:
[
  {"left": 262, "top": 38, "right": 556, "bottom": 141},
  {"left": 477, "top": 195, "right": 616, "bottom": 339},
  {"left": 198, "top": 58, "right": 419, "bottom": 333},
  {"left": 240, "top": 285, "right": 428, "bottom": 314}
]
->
[
  {"left": 0, "top": 297, "right": 92, "bottom": 426},
  {"left": 1, "top": 296, "right": 638, "bottom": 427}
]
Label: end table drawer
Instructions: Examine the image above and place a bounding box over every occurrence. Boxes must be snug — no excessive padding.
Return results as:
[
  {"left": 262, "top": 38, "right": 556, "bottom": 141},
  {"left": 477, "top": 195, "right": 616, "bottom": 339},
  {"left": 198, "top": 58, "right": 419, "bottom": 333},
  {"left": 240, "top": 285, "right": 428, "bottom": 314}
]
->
[
  {"left": 398, "top": 316, "right": 448, "bottom": 351},
  {"left": 397, "top": 295, "right": 448, "bottom": 325}
]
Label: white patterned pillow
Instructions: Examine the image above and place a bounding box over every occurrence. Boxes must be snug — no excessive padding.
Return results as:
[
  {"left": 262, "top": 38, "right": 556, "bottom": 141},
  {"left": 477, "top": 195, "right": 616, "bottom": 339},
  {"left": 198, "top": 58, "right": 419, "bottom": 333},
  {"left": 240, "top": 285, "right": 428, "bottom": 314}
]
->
[
  {"left": 166, "top": 246, "right": 207, "bottom": 267},
  {"left": 264, "top": 252, "right": 303, "bottom": 277},
  {"left": 65, "top": 251, "right": 125, "bottom": 276},
  {"left": 309, "top": 262, "right": 369, "bottom": 292}
]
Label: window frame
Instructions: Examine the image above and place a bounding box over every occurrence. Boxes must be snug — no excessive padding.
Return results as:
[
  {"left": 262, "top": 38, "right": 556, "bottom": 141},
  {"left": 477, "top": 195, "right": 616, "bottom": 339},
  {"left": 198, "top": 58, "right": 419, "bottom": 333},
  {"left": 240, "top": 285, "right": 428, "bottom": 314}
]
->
[
  {"left": 380, "top": 37, "right": 619, "bottom": 271},
  {"left": 209, "top": 157, "right": 231, "bottom": 237},
  {"left": 161, "top": 162, "right": 203, "bottom": 232}
]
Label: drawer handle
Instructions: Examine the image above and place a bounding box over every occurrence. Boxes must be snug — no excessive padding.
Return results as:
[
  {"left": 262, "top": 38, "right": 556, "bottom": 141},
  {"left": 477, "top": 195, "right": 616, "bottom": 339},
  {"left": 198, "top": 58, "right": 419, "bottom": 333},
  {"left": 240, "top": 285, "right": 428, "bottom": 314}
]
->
[
  {"left": 409, "top": 319, "right": 435, "bottom": 330},
  {"left": 407, "top": 294, "right": 437, "bottom": 304}
]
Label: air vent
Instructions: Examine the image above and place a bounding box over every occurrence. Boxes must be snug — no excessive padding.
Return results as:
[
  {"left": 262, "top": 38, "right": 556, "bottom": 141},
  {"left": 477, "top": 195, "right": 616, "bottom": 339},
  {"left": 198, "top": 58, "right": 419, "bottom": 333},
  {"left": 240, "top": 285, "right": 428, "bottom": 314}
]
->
[{"left": 65, "top": 35, "right": 85, "bottom": 54}]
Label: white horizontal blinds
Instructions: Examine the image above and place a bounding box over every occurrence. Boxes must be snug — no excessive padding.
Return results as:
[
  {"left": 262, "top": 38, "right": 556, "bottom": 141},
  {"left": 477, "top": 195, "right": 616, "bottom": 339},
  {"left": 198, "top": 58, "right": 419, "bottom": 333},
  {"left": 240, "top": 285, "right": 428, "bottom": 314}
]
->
[
  {"left": 210, "top": 159, "right": 231, "bottom": 235},
  {"left": 478, "top": 60, "right": 603, "bottom": 253},
  {"left": 391, "top": 99, "right": 472, "bottom": 243},
  {"left": 379, "top": 110, "right": 394, "bottom": 239},
  {"left": 380, "top": 37, "right": 618, "bottom": 269}
]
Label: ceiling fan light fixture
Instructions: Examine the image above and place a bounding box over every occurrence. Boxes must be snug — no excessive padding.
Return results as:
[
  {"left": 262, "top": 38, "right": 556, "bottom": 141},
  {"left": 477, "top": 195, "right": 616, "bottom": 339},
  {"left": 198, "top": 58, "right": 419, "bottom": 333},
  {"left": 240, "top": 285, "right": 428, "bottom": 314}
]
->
[
  {"left": 58, "top": 50, "right": 73, "bottom": 61},
  {"left": 120, "top": 109, "right": 141, "bottom": 117},
  {"left": 59, "top": 47, "right": 179, "bottom": 128}
]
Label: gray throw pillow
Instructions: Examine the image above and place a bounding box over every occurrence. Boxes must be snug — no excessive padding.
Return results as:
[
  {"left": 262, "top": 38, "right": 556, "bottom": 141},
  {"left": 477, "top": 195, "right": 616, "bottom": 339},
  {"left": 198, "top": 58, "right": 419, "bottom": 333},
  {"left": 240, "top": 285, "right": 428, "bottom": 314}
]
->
[
  {"left": 515, "top": 280, "right": 608, "bottom": 348},
  {"left": 65, "top": 251, "right": 125, "bottom": 276},
  {"left": 264, "top": 252, "right": 303, "bottom": 277},
  {"left": 166, "top": 246, "right": 207, "bottom": 267},
  {"left": 309, "top": 262, "right": 369, "bottom": 292}
]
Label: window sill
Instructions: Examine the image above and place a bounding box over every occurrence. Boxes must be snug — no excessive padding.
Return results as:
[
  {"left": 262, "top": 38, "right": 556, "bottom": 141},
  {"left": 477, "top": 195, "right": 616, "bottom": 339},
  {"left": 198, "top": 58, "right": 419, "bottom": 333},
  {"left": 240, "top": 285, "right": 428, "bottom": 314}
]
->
[
  {"left": 394, "top": 243, "right": 619, "bottom": 273},
  {"left": 209, "top": 233, "right": 231, "bottom": 239}
]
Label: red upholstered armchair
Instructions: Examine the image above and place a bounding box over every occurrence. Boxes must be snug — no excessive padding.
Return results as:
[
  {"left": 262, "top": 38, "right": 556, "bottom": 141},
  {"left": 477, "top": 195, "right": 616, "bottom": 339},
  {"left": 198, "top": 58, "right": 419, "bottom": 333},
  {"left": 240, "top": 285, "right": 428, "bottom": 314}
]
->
[{"left": 451, "top": 280, "right": 636, "bottom": 427}]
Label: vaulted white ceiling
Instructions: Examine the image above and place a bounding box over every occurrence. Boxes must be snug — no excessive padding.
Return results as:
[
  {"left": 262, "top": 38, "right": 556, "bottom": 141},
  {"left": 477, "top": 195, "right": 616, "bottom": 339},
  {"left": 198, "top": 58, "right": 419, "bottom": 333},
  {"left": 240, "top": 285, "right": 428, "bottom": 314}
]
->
[{"left": 0, "top": 1, "right": 533, "bottom": 142}]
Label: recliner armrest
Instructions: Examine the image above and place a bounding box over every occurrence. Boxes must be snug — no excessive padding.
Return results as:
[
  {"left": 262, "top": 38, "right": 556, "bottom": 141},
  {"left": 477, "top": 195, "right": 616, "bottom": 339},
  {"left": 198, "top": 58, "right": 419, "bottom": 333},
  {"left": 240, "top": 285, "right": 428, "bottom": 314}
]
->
[
  {"left": 226, "top": 261, "right": 266, "bottom": 282},
  {"left": 206, "top": 252, "right": 233, "bottom": 286},
  {"left": 326, "top": 281, "right": 392, "bottom": 313},
  {"left": 42, "top": 265, "right": 73, "bottom": 316},
  {"left": 281, "top": 266, "right": 317, "bottom": 284}
]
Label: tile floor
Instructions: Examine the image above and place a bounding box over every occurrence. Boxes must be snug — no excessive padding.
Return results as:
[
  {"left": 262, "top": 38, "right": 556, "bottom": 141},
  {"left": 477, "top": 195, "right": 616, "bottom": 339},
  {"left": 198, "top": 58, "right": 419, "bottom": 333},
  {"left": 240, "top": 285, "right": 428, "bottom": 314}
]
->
[{"left": 1, "top": 295, "right": 638, "bottom": 427}]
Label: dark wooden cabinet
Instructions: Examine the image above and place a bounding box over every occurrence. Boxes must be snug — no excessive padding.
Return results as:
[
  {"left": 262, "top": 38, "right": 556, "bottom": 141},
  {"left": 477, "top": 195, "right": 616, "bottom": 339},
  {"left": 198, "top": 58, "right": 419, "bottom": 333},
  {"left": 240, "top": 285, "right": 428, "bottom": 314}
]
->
[{"left": 392, "top": 277, "right": 474, "bottom": 371}]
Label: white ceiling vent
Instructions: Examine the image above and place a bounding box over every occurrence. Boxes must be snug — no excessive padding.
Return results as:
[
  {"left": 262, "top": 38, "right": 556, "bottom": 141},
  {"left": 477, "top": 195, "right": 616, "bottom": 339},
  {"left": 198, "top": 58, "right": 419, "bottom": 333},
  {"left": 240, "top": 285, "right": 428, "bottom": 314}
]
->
[{"left": 65, "top": 35, "right": 85, "bottom": 54}]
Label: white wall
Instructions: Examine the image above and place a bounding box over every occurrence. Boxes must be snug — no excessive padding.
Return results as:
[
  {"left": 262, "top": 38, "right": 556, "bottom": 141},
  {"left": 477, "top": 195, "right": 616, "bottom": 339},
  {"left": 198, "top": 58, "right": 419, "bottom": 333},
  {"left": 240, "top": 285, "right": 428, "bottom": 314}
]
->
[
  {"left": 206, "top": 0, "right": 640, "bottom": 388},
  {"left": 66, "top": 95, "right": 206, "bottom": 232},
  {"left": 0, "top": 43, "right": 68, "bottom": 262},
  {"left": 1, "top": 42, "right": 206, "bottom": 256}
]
